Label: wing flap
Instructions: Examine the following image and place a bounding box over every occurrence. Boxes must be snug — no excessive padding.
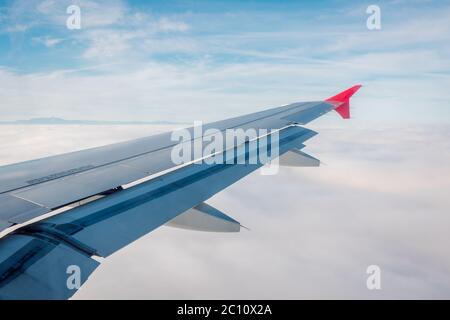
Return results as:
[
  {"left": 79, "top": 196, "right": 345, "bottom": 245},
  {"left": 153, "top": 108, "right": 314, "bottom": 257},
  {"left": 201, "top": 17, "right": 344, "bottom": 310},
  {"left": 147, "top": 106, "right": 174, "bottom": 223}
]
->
[
  {"left": 0, "top": 233, "right": 99, "bottom": 300},
  {"left": 0, "top": 194, "right": 50, "bottom": 225},
  {"left": 165, "top": 202, "right": 241, "bottom": 232},
  {"left": 279, "top": 149, "right": 320, "bottom": 167}
]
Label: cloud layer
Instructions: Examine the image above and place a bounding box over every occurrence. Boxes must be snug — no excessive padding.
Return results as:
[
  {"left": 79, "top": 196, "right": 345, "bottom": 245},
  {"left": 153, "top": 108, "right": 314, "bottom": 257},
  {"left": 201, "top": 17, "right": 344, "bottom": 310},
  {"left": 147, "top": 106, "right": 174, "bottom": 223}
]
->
[
  {"left": 0, "top": 1, "right": 449, "bottom": 124},
  {"left": 1, "top": 123, "right": 449, "bottom": 299}
]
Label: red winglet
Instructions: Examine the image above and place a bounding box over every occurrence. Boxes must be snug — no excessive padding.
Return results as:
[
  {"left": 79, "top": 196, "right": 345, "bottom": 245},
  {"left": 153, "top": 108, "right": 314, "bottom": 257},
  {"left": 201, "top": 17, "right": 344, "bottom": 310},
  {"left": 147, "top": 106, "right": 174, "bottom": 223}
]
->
[{"left": 325, "top": 85, "right": 362, "bottom": 119}]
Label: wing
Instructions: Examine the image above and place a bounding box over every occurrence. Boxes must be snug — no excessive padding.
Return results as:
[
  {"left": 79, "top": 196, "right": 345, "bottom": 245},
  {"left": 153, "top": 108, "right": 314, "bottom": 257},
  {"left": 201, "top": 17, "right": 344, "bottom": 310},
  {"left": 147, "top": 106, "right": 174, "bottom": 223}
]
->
[{"left": 0, "top": 85, "right": 361, "bottom": 299}]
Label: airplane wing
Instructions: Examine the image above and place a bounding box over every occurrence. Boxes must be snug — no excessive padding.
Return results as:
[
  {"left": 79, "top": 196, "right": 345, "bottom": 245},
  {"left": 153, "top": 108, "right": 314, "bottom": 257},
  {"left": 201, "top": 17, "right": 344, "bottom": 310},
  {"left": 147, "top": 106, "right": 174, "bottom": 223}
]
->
[{"left": 0, "top": 85, "right": 361, "bottom": 299}]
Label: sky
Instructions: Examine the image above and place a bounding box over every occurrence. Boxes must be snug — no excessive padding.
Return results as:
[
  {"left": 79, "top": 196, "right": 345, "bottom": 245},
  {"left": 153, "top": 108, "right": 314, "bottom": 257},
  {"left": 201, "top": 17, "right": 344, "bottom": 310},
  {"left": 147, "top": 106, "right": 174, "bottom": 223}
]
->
[
  {"left": 0, "top": 0, "right": 450, "bottom": 299},
  {"left": 0, "top": 0, "right": 449, "bottom": 124}
]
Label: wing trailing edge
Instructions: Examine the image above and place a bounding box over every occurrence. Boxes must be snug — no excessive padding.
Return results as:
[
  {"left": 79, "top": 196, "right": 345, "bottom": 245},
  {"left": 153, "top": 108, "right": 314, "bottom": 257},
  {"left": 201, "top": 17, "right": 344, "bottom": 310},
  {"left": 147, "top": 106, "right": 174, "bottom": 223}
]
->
[
  {"left": 165, "top": 202, "right": 241, "bottom": 233},
  {"left": 279, "top": 149, "right": 320, "bottom": 167}
]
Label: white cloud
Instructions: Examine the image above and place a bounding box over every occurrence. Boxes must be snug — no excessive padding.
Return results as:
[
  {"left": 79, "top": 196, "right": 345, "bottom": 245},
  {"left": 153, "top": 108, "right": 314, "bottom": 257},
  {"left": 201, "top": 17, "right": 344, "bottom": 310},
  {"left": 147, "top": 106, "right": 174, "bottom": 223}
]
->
[
  {"left": 0, "top": 1, "right": 449, "bottom": 126},
  {"left": 33, "top": 36, "right": 63, "bottom": 47},
  {"left": 1, "top": 0, "right": 190, "bottom": 59},
  {"left": 0, "top": 53, "right": 449, "bottom": 125},
  {"left": 154, "top": 17, "right": 189, "bottom": 32},
  {"left": 5, "top": 23, "right": 29, "bottom": 32},
  {"left": 79, "top": 15, "right": 190, "bottom": 59},
  {"left": 2, "top": 124, "right": 449, "bottom": 298},
  {"left": 81, "top": 30, "right": 136, "bottom": 59},
  {"left": 34, "top": 0, "right": 127, "bottom": 28}
]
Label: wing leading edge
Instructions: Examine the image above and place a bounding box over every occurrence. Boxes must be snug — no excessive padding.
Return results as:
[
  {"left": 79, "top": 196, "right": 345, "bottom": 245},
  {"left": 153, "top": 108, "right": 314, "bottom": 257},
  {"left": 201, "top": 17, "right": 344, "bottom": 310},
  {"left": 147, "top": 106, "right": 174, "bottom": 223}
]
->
[{"left": 0, "top": 86, "right": 361, "bottom": 299}]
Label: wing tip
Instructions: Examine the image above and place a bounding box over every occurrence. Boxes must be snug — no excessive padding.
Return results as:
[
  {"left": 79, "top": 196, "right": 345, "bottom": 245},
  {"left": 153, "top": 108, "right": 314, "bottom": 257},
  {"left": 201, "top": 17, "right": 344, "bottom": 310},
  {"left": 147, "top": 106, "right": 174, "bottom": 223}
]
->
[{"left": 325, "top": 85, "right": 362, "bottom": 119}]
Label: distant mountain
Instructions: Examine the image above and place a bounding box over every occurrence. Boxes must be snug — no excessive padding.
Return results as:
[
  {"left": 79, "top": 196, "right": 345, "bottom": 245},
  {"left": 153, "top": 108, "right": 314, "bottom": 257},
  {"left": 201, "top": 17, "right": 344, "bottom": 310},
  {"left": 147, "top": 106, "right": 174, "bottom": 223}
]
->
[{"left": 0, "top": 117, "right": 182, "bottom": 125}]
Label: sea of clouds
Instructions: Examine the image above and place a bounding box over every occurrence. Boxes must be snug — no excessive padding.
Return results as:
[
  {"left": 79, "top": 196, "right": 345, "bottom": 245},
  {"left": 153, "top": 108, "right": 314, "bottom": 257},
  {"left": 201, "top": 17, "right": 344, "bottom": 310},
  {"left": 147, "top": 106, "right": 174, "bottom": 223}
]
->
[{"left": 1, "top": 124, "right": 449, "bottom": 299}]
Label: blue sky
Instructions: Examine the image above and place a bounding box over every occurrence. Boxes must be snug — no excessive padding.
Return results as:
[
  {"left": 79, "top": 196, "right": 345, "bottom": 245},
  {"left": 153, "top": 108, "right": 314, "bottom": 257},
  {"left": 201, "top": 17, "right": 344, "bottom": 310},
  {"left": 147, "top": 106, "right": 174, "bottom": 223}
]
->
[
  {"left": 1, "top": 1, "right": 450, "bottom": 299},
  {"left": 0, "top": 0, "right": 449, "bottom": 124}
]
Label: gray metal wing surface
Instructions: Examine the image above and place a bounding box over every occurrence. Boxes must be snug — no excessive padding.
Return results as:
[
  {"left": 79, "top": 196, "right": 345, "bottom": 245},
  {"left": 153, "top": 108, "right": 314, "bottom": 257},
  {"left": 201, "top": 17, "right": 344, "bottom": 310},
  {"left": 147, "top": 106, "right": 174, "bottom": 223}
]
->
[{"left": 0, "top": 85, "right": 362, "bottom": 299}]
